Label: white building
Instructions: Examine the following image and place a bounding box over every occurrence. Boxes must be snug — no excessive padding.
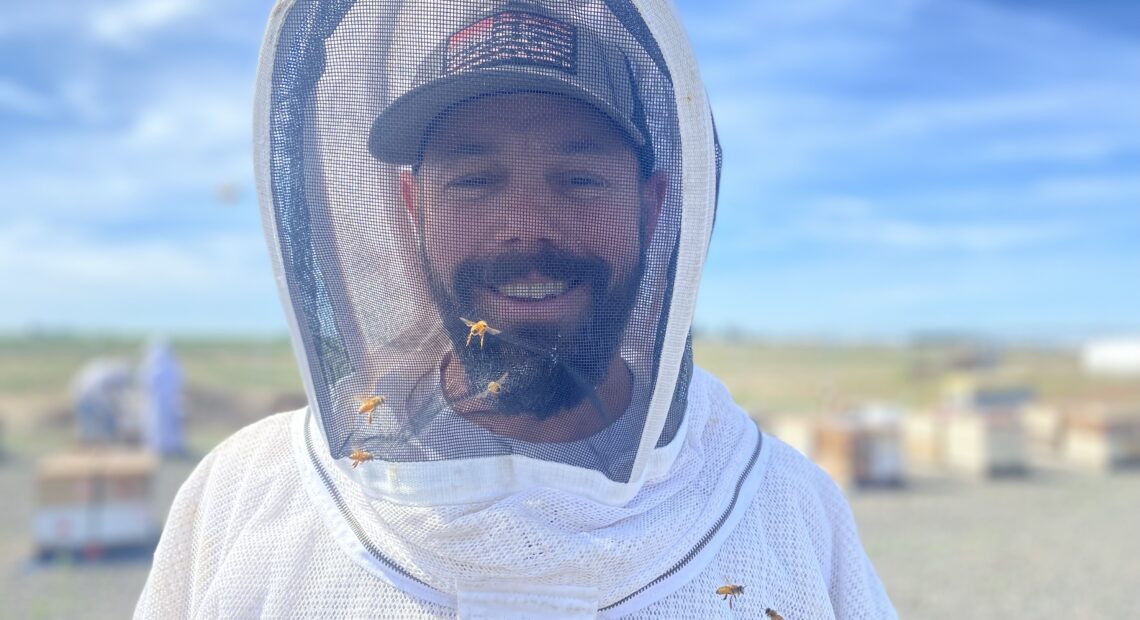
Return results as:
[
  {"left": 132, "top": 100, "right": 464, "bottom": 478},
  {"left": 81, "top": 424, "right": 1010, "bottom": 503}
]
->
[{"left": 1083, "top": 338, "right": 1140, "bottom": 376}]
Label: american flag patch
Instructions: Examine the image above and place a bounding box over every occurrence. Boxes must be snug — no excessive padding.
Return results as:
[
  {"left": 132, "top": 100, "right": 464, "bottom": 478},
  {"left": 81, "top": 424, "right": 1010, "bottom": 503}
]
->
[{"left": 446, "top": 11, "right": 577, "bottom": 75}]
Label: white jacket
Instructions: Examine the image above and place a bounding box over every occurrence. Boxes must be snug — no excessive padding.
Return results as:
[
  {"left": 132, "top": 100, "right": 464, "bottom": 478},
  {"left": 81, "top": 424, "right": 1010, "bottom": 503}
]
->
[{"left": 136, "top": 368, "right": 896, "bottom": 619}]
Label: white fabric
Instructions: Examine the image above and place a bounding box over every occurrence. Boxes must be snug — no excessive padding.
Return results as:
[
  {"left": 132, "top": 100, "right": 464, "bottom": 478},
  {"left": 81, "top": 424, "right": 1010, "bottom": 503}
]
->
[
  {"left": 456, "top": 583, "right": 599, "bottom": 619},
  {"left": 618, "top": 0, "right": 717, "bottom": 505},
  {"left": 136, "top": 369, "right": 896, "bottom": 618}
]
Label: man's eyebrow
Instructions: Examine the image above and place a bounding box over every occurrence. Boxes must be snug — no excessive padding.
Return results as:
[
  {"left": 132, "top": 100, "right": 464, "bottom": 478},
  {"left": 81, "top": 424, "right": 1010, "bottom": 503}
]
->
[
  {"left": 451, "top": 142, "right": 492, "bottom": 156},
  {"left": 442, "top": 142, "right": 492, "bottom": 158},
  {"left": 563, "top": 138, "right": 622, "bottom": 155}
]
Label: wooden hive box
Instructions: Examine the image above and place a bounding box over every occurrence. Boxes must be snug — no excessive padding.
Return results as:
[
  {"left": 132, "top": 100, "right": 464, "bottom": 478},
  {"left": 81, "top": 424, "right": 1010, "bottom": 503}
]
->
[
  {"left": 768, "top": 415, "right": 817, "bottom": 459},
  {"left": 1063, "top": 407, "right": 1140, "bottom": 471},
  {"left": 814, "top": 411, "right": 905, "bottom": 488},
  {"left": 1023, "top": 405, "right": 1064, "bottom": 457},
  {"left": 902, "top": 411, "right": 945, "bottom": 468},
  {"left": 945, "top": 409, "right": 1027, "bottom": 477},
  {"left": 35, "top": 449, "right": 159, "bottom": 554}
]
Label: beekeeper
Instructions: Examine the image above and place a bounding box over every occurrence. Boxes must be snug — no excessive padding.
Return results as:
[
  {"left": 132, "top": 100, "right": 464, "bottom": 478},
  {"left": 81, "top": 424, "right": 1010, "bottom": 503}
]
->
[
  {"left": 139, "top": 338, "right": 186, "bottom": 456},
  {"left": 73, "top": 358, "right": 133, "bottom": 444},
  {"left": 137, "top": 1, "right": 896, "bottom": 618}
]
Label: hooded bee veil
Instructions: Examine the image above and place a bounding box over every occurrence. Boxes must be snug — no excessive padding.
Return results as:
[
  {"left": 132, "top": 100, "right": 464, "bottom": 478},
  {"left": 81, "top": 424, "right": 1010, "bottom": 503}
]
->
[{"left": 256, "top": 0, "right": 719, "bottom": 507}]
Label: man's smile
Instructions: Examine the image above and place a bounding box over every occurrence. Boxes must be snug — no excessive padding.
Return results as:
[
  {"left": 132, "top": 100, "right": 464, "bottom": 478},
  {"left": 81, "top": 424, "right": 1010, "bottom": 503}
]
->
[
  {"left": 495, "top": 279, "right": 569, "bottom": 300},
  {"left": 478, "top": 272, "right": 591, "bottom": 325}
]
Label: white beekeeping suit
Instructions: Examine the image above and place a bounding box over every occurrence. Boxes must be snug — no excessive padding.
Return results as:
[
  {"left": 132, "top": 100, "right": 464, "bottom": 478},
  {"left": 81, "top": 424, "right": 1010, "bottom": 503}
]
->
[
  {"left": 137, "top": 1, "right": 896, "bottom": 618},
  {"left": 73, "top": 358, "right": 133, "bottom": 444},
  {"left": 139, "top": 339, "right": 186, "bottom": 456}
]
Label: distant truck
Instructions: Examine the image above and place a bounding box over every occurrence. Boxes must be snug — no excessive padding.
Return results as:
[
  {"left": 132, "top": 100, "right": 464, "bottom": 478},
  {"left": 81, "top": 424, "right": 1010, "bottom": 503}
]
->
[{"left": 34, "top": 449, "right": 159, "bottom": 558}]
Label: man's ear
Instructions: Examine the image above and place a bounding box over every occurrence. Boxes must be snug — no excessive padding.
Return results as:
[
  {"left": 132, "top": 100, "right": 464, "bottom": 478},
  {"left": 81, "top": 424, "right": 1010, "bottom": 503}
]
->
[
  {"left": 399, "top": 168, "right": 418, "bottom": 229},
  {"left": 641, "top": 171, "right": 667, "bottom": 242}
]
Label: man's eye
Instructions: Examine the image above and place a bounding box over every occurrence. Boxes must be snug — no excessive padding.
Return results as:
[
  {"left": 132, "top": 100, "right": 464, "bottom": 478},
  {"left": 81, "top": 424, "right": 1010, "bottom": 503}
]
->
[
  {"left": 568, "top": 175, "right": 606, "bottom": 188},
  {"left": 454, "top": 175, "right": 494, "bottom": 188}
]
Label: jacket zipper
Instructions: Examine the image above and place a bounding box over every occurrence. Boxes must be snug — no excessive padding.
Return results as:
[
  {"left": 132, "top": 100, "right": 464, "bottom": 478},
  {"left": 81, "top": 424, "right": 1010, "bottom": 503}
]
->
[
  {"left": 304, "top": 419, "right": 437, "bottom": 590},
  {"left": 305, "top": 412, "right": 763, "bottom": 612},
  {"left": 599, "top": 432, "right": 762, "bottom": 612}
]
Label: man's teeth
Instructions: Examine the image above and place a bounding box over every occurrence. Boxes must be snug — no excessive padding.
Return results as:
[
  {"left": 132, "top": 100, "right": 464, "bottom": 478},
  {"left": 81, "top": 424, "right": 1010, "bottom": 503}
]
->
[{"left": 496, "top": 281, "right": 569, "bottom": 299}]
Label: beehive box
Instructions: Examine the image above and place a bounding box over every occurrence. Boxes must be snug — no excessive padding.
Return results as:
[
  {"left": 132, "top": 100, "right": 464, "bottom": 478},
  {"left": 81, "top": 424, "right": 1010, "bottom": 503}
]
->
[
  {"left": 35, "top": 449, "right": 159, "bottom": 554},
  {"left": 1023, "top": 405, "right": 1064, "bottom": 457},
  {"left": 945, "top": 410, "right": 1027, "bottom": 477},
  {"left": 768, "top": 415, "right": 817, "bottom": 459},
  {"left": 814, "top": 414, "right": 904, "bottom": 488},
  {"left": 1063, "top": 408, "right": 1140, "bottom": 471},
  {"left": 902, "top": 411, "right": 945, "bottom": 468}
]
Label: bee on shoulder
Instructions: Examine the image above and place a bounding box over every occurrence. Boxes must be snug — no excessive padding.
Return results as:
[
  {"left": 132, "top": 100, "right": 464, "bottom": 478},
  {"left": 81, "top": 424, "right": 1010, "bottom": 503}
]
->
[{"left": 715, "top": 583, "right": 745, "bottom": 609}]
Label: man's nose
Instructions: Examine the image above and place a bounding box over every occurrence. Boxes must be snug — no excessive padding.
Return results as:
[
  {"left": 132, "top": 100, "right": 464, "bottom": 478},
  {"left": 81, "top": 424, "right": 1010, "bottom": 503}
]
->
[{"left": 489, "top": 176, "right": 567, "bottom": 249}]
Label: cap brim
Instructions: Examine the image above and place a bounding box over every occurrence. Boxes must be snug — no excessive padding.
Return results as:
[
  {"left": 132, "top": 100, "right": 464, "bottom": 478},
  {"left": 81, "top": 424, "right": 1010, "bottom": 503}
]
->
[{"left": 368, "top": 69, "right": 645, "bottom": 164}]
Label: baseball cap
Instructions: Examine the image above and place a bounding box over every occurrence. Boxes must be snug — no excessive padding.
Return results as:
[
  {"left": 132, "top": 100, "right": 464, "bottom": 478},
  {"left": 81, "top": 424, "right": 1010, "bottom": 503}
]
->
[{"left": 368, "top": 4, "right": 649, "bottom": 164}]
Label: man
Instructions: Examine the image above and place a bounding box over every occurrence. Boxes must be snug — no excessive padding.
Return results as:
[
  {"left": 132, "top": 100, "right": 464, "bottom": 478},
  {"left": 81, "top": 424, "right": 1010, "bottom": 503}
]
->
[
  {"left": 137, "top": 2, "right": 896, "bottom": 618},
  {"left": 380, "top": 91, "right": 663, "bottom": 461}
]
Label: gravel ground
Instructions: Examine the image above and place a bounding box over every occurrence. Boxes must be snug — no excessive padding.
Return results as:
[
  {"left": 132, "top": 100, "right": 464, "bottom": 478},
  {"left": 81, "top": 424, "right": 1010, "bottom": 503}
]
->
[
  {"left": 850, "top": 467, "right": 1140, "bottom": 619},
  {"left": 1, "top": 459, "right": 1137, "bottom": 619}
]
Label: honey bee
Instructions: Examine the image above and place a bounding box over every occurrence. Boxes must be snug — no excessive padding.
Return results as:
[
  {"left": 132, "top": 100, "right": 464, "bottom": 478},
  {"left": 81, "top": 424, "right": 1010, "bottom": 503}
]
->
[
  {"left": 485, "top": 372, "right": 509, "bottom": 396},
  {"left": 460, "top": 317, "right": 501, "bottom": 348},
  {"left": 765, "top": 608, "right": 784, "bottom": 620},
  {"left": 349, "top": 448, "right": 374, "bottom": 468},
  {"left": 356, "top": 395, "right": 386, "bottom": 424},
  {"left": 715, "top": 583, "right": 745, "bottom": 609}
]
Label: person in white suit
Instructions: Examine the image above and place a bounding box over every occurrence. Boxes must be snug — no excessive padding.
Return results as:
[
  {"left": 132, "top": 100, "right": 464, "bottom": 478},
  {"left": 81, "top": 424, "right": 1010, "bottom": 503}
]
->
[{"left": 137, "top": 1, "right": 896, "bottom": 617}]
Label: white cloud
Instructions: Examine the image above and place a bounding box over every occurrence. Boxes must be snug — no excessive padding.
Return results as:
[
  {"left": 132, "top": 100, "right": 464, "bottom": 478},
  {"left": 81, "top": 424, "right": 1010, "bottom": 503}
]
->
[
  {"left": 1028, "top": 176, "right": 1140, "bottom": 207},
  {"left": 974, "top": 133, "right": 1133, "bottom": 165},
  {"left": 696, "top": 242, "right": 1140, "bottom": 337},
  {"left": 0, "top": 74, "right": 254, "bottom": 220},
  {"left": 0, "top": 219, "right": 280, "bottom": 331},
  {"left": 0, "top": 220, "right": 268, "bottom": 293},
  {"left": 694, "top": 0, "right": 1140, "bottom": 189},
  {"left": 90, "top": 0, "right": 202, "bottom": 47},
  {"left": 121, "top": 89, "right": 250, "bottom": 151},
  {"left": 713, "top": 84, "right": 1138, "bottom": 189},
  {"left": 712, "top": 193, "right": 1078, "bottom": 255},
  {"left": 797, "top": 196, "right": 1069, "bottom": 251}
]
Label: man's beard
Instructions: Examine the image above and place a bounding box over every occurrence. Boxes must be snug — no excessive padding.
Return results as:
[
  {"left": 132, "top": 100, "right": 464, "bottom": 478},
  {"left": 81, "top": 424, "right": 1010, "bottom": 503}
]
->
[{"left": 424, "top": 245, "right": 643, "bottom": 421}]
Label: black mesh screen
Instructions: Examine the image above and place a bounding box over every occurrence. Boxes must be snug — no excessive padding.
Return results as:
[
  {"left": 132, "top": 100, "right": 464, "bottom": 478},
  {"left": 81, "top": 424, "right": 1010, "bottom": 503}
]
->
[{"left": 267, "top": 0, "right": 705, "bottom": 485}]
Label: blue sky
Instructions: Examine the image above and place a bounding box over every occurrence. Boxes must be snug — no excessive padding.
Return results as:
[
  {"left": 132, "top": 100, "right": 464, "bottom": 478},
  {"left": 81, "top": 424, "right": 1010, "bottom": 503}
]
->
[{"left": 1, "top": 0, "right": 1137, "bottom": 339}]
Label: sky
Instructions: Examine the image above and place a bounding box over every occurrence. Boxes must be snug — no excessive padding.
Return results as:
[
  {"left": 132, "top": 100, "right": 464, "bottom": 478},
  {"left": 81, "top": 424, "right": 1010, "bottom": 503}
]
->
[{"left": 1, "top": 0, "right": 1137, "bottom": 340}]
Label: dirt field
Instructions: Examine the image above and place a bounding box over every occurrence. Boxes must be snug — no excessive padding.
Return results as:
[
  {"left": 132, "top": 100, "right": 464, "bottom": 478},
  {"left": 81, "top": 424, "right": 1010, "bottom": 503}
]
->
[{"left": 1, "top": 335, "right": 1137, "bottom": 618}]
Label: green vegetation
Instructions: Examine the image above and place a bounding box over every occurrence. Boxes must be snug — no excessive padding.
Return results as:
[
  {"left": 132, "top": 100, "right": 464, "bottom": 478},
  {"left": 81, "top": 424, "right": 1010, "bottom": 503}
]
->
[
  {"left": 0, "top": 334, "right": 304, "bottom": 458},
  {"left": 1, "top": 334, "right": 1137, "bottom": 448},
  {"left": 695, "top": 338, "right": 1140, "bottom": 413},
  {"left": 0, "top": 334, "right": 301, "bottom": 396},
  {"left": 693, "top": 340, "right": 936, "bottom": 412}
]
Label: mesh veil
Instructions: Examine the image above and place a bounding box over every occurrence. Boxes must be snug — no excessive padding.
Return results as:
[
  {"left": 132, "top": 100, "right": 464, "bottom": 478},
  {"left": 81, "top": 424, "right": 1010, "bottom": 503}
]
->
[{"left": 256, "top": 0, "right": 718, "bottom": 505}]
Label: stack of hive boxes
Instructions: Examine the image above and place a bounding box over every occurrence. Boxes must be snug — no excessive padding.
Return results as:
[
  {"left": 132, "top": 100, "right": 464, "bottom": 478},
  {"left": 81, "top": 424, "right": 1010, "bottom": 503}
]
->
[
  {"left": 1063, "top": 406, "right": 1140, "bottom": 472},
  {"left": 35, "top": 448, "right": 159, "bottom": 558},
  {"left": 812, "top": 405, "right": 905, "bottom": 488}
]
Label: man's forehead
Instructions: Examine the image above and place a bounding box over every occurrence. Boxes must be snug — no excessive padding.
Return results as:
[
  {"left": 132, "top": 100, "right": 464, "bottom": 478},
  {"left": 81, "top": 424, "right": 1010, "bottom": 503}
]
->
[{"left": 423, "top": 93, "right": 633, "bottom": 157}]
